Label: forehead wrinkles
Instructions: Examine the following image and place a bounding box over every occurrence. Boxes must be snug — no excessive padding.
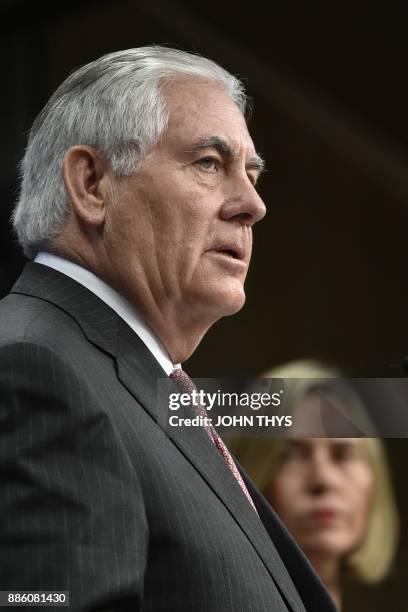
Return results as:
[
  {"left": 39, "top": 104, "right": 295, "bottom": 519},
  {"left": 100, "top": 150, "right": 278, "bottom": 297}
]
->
[{"left": 162, "top": 80, "right": 252, "bottom": 149}]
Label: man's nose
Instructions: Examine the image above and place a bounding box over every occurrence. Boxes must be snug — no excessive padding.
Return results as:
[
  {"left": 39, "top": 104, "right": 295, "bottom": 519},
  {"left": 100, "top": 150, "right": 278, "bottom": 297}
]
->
[{"left": 219, "top": 179, "right": 267, "bottom": 226}]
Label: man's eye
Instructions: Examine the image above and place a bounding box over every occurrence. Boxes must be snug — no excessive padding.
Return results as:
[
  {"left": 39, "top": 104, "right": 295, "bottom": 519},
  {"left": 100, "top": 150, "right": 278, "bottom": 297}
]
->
[{"left": 196, "top": 157, "right": 218, "bottom": 171}]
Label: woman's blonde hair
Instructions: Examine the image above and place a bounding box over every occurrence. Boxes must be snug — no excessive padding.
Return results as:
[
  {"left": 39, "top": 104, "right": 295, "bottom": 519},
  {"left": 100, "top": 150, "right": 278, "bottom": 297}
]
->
[{"left": 229, "top": 360, "right": 399, "bottom": 583}]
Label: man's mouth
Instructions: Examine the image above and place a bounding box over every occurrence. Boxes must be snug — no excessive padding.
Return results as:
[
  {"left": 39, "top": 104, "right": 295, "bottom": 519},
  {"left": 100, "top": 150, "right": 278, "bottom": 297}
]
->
[
  {"left": 217, "top": 248, "right": 240, "bottom": 260},
  {"left": 211, "top": 244, "right": 245, "bottom": 261}
]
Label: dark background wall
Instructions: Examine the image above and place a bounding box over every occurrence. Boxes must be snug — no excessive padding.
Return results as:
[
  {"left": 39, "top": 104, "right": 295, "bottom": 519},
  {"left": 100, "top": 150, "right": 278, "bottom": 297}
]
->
[{"left": 1, "top": 1, "right": 407, "bottom": 608}]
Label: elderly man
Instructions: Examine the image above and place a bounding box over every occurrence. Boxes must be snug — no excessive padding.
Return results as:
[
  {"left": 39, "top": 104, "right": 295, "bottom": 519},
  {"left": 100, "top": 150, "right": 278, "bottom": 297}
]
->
[{"left": 0, "top": 47, "right": 336, "bottom": 611}]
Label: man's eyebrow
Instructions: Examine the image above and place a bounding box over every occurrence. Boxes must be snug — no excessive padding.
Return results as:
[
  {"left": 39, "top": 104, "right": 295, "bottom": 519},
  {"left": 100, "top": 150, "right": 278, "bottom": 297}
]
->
[
  {"left": 247, "top": 154, "right": 265, "bottom": 175},
  {"left": 189, "top": 136, "right": 265, "bottom": 174}
]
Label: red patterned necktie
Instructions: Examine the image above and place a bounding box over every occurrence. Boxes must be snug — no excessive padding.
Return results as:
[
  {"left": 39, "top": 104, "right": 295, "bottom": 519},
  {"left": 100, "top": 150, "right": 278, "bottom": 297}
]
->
[{"left": 170, "top": 368, "right": 258, "bottom": 513}]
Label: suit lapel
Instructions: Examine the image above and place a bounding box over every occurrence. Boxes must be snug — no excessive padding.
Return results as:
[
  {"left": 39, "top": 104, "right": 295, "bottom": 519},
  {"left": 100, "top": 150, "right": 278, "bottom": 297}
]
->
[
  {"left": 10, "top": 262, "right": 119, "bottom": 356},
  {"left": 11, "top": 262, "right": 308, "bottom": 611},
  {"left": 117, "top": 320, "right": 306, "bottom": 612}
]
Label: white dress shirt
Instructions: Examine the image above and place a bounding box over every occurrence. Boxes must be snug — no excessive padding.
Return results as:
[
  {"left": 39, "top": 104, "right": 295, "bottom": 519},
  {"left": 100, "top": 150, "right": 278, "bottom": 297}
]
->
[{"left": 34, "top": 252, "right": 180, "bottom": 375}]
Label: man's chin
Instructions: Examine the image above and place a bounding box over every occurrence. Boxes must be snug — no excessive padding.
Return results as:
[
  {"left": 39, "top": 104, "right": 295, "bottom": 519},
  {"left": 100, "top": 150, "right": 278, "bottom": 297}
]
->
[
  {"left": 209, "top": 288, "right": 246, "bottom": 318},
  {"left": 187, "top": 282, "right": 246, "bottom": 320},
  {"left": 223, "top": 295, "right": 246, "bottom": 316}
]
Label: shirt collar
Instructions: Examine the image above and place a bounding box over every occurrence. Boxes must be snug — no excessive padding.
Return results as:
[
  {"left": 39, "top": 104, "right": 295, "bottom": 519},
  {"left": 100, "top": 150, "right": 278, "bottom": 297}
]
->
[{"left": 34, "top": 252, "right": 180, "bottom": 376}]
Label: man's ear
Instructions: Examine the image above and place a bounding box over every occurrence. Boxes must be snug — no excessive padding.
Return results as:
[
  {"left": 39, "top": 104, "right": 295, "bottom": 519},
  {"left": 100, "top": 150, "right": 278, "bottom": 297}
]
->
[{"left": 62, "top": 146, "right": 111, "bottom": 227}]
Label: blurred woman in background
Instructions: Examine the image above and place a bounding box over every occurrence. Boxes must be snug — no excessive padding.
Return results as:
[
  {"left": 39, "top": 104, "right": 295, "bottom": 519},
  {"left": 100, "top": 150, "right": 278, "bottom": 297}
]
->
[{"left": 230, "top": 361, "right": 399, "bottom": 611}]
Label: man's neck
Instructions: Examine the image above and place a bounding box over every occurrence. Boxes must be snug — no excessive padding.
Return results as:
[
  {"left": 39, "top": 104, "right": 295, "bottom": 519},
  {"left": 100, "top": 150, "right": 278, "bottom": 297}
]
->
[{"left": 34, "top": 251, "right": 180, "bottom": 373}]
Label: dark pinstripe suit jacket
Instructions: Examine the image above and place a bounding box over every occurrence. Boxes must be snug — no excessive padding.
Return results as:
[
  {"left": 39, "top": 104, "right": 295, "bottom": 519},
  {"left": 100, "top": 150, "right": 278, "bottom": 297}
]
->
[{"left": 0, "top": 263, "right": 336, "bottom": 612}]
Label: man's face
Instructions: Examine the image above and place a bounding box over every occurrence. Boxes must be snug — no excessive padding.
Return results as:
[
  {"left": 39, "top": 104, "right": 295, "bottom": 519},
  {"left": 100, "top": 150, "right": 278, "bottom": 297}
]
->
[{"left": 106, "top": 79, "right": 266, "bottom": 323}]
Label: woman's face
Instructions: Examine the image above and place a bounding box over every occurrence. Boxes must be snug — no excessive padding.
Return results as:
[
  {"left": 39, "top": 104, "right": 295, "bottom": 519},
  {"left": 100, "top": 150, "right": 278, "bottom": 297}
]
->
[{"left": 268, "top": 438, "right": 374, "bottom": 561}]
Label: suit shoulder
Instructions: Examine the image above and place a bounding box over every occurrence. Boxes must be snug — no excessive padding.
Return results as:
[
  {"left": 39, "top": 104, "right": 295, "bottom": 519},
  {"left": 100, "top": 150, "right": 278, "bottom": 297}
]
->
[
  {"left": 0, "top": 293, "right": 115, "bottom": 409},
  {"left": 0, "top": 312, "right": 104, "bottom": 424},
  {"left": 0, "top": 292, "right": 83, "bottom": 350}
]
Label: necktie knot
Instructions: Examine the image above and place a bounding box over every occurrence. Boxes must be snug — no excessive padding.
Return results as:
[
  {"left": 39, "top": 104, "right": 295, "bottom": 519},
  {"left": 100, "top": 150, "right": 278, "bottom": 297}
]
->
[
  {"left": 170, "top": 368, "right": 214, "bottom": 440},
  {"left": 170, "top": 368, "right": 198, "bottom": 395}
]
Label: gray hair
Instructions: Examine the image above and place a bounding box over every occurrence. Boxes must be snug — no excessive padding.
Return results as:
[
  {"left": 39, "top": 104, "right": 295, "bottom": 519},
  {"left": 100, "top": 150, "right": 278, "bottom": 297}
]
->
[{"left": 13, "top": 46, "right": 248, "bottom": 259}]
